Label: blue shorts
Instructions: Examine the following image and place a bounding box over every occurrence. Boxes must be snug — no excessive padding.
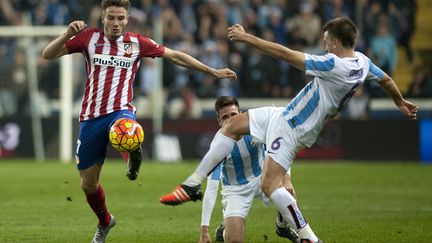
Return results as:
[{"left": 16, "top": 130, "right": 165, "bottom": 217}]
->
[{"left": 75, "top": 110, "right": 136, "bottom": 170}]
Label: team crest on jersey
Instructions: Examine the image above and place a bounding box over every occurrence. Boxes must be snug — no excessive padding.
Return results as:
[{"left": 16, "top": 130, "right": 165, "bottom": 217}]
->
[{"left": 124, "top": 43, "right": 133, "bottom": 55}]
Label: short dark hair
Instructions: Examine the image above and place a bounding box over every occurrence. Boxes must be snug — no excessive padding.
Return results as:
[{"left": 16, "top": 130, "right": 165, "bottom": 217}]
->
[
  {"left": 101, "top": 0, "right": 130, "bottom": 11},
  {"left": 215, "top": 96, "right": 240, "bottom": 115},
  {"left": 323, "top": 17, "right": 357, "bottom": 48}
]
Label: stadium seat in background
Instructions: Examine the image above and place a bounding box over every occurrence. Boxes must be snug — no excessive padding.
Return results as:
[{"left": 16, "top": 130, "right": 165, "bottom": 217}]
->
[{"left": 395, "top": 0, "right": 432, "bottom": 93}]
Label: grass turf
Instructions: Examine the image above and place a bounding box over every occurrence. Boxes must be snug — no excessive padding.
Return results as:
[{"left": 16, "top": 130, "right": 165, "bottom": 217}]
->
[{"left": 0, "top": 160, "right": 431, "bottom": 242}]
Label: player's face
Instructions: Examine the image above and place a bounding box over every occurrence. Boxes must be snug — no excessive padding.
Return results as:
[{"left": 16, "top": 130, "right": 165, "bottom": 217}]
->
[
  {"left": 217, "top": 105, "right": 240, "bottom": 127},
  {"left": 323, "top": 31, "right": 336, "bottom": 53},
  {"left": 102, "top": 6, "right": 129, "bottom": 40}
]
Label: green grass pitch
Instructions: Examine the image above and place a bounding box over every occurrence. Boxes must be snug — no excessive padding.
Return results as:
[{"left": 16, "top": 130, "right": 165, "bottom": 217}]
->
[{"left": 0, "top": 160, "right": 431, "bottom": 242}]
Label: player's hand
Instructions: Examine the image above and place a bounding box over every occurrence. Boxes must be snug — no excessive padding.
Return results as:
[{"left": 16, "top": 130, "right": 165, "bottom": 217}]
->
[
  {"left": 66, "top": 21, "right": 87, "bottom": 38},
  {"left": 199, "top": 226, "right": 212, "bottom": 243},
  {"left": 212, "top": 68, "right": 237, "bottom": 80},
  {"left": 228, "top": 24, "right": 247, "bottom": 42},
  {"left": 398, "top": 99, "right": 419, "bottom": 120}
]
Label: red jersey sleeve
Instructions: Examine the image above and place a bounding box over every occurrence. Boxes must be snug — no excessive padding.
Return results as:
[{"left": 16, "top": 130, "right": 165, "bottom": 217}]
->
[
  {"left": 137, "top": 35, "right": 165, "bottom": 58},
  {"left": 65, "top": 28, "right": 96, "bottom": 54}
]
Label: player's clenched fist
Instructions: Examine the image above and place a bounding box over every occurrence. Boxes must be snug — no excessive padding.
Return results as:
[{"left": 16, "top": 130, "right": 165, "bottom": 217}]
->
[
  {"left": 66, "top": 21, "right": 87, "bottom": 38},
  {"left": 212, "top": 68, "right": 237, "bottom": 81},
  {"left": 227, "top": 24, "right": 247, "bottom": 42}
]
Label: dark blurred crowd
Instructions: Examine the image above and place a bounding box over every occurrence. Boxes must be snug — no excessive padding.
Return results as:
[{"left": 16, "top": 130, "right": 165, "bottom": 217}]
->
[{"left": 0, "top": 0, "right": 430, "bottom": 119}]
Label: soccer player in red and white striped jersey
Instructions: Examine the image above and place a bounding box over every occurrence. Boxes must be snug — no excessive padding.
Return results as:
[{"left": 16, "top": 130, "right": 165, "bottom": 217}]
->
[{"left": 42, "top": 0, "right": 236, "bottom": 242}]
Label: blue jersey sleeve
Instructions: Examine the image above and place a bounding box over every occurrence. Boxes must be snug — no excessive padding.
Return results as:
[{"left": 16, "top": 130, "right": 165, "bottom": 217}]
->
[
  {"left": 304, "top": 53, "right": 336, "bottom": 79},
  {"left": 366, "top": 59, "right": 385, "bottom": 82}
]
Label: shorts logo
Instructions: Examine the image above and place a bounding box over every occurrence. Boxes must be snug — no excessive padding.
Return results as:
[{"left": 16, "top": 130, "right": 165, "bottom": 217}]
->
[
  {"left": 271, "top": 137, "right": 283, "bottom": 150},
  {"left": 124, "top": 43, "right": 133, "bottom": 55},
  {"left": 75, "top": 139, "right": 81, "bottom": 164},
  {"left": 75, "top": 155, "right": 80, "bottom": 165}
]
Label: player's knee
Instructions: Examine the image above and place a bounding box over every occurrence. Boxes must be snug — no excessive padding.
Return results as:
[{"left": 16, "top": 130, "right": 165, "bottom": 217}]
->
[
  {"left": 224, "top": 233, "right": 242, "bottom": 243},
  {"left": 81, "top": 181, "right": 98, "bottom": 194},
  {"left": 220, "top": 124, "right": 233, "bottom": 138},
  {"left": 221, "top": 119, "right": 238, "bottom": 139}
]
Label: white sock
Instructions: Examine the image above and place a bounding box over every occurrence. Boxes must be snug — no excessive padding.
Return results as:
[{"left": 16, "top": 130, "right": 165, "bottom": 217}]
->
[
  {"left": 184, "top": 173, "right": 205, "bottom": 187},
  {"left": 184, "top": 131, "right": 236, "bottom": 187},
  {"left": 298, "top": 224, "right": 318, "bottom": 241},
  {"left": 270, "top": 188, "right": 318, "bottom": 241}
]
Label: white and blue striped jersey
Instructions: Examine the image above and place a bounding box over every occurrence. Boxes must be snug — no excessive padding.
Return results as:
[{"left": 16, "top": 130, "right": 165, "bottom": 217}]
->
[
  {"left": 209, "top": 135, "right": 265, "bottom": 186},
  {"left": 201, "top": 135, "right": 265, "bottom": 226},
  {"left": 283, "top": 51, "right": 384, "bottom": 147}
]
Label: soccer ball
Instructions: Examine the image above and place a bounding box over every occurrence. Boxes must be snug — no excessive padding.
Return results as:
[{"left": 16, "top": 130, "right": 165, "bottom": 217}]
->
[{"left": 109, "top": 118, "right": 144, "bottom": 152}]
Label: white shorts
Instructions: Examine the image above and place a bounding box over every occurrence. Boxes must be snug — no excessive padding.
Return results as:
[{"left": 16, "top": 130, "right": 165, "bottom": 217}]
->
[
  {"left": 221, "top": 177, "right": 269, "bottom": 219},
  {"left": 248, "top": 107, "right": 303, "bottom": 171}
]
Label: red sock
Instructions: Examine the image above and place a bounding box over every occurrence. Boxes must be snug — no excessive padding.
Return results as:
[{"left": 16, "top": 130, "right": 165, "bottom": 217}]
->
[
  {"left": 120, "top": 152, "right": 129, "bottom": 164},
  {"left": 86, "top": 185, "right": 111, "bottom": 226}
]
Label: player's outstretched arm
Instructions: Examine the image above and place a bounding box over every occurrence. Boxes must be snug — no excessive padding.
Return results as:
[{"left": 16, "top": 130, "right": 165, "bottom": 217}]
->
[
  {"left": 199, "top": 177, "right": 219, "bottom": 243},
  {"left": 228, "top": 24, "right": 305, "bottom": 71},
  {"left": 162, "top": 48, "right": 237, "bottom": 80},
  {"left": 42, "top": 21, "right": 87, "bottom": 60},
  {"left": 379, "top": 74, "right": 419, "bottom": 120}
]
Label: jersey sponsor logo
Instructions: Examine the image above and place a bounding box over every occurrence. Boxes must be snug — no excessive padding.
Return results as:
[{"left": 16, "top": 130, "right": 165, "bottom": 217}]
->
[
  {"left": 124, "top": 43, "right": 133, "bottom": 55},
  {"left": 92, "top": 53, "right": 132, "bottom": 68},
  {"left": 348, "top": 68, "right": 363, "bottom": 78}
]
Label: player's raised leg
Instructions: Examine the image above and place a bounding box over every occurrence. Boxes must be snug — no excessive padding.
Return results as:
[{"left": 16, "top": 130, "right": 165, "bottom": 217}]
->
[
  {"left": 126, "top": 146, "right": 142, "bottom": 180},
  {"left": 109, "top": 116, "right": 144, "bottom": 181},
  {"left": 160, "top": 113, "right": 250, "bottom": 206},
  {"left": 159, "top": 130, "right": 236, "bottom": 205}
]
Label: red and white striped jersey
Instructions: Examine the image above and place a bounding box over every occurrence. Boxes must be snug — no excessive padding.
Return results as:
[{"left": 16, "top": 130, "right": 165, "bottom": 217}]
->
[{"left": 65, "top": 28, "right": 165, "bottom": 121}]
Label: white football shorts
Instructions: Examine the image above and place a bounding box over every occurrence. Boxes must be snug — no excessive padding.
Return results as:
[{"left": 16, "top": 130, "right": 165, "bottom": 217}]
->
[
  {"left": 248, "top": 107, "right": 303, "bottom": 171},
  {"left": 221, "top": 177, "right": 269, "bottom": 219}
]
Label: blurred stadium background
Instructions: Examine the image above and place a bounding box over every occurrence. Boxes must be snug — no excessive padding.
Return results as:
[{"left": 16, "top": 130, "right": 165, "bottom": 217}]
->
[{"left": 0, "top": 0, "right": 430, "bottom": 163}]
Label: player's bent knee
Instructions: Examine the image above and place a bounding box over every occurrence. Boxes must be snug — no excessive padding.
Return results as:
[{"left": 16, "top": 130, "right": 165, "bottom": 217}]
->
[
  {"left": 221, "top": 113, "right": 248, "bottom": 139},
  {"left": 224, "top": 234, "right": 243, "bottom": 243},
  {"left": 80, "top": 182, "right": 98, "bottom": 194},
  {"left": 220, "top": 123, "right": 237, "bottom": 139}
]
